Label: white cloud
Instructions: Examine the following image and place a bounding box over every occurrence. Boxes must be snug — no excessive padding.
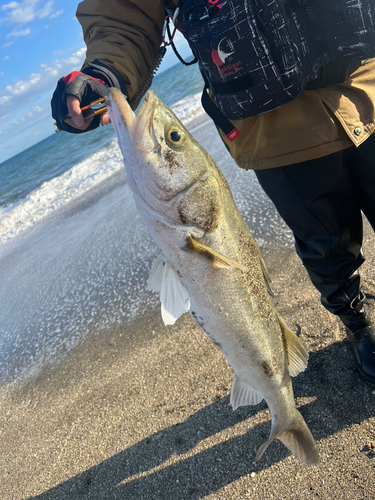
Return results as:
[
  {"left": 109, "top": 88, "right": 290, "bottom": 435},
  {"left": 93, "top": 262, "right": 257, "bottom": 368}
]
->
[
  {"left": 6, "top": 27, "right": 30, "bottom": 37},
  {"left": 0, "top": 72, "right": 4, "bottom": 77},
  {"left": 49, "top": 8, "right": 63, "bottom": 19},
  {"left": 2, "top": 97, "right": 50, "bottom": 135},
  {"left": 0, "top": 46, "right": 87, "bottom": 154},
  {"left": 5, "top": 47, "right": 85, "bottom": 96},
  {"left": 59, "top": 46, "right": 86, "bottom": 68},
  {"left": 2, "top": 55, "right": 10, "bottom": 61},
  {"left": 1, "top": 0, "right": 54, "bottom": 24},
  {"left": 0, "top": 96, "right": 12, "bottom": 104},
  {"left": 10, "top": 106, "right": 45, "bottom": 126},
  {"left": 52, "top": 43, "right": 85, "bottom": 58},
  {"left": 36, "top": 0, "right": 53, "bottom": 19},
  {"left": 2, "top": 2, "right": 19, "bottom": 10},
  {"left": 0, "top": 46, "right": 86, "bottom": 123},
  {"left": 1, "top": 41, "right": 14, "bottom": 48},
  {"left": 6, "top": 71, "right": 43, "bottom": 94}
]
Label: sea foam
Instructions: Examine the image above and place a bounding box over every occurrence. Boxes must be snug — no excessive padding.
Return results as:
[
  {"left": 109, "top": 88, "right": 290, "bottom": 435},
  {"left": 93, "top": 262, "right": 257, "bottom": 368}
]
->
[
  {"left": 0, "top": 92, "right": 204, "bottom": 247},
  {"left": 0, "top": 139, "right": 123, "bottom": 245}
]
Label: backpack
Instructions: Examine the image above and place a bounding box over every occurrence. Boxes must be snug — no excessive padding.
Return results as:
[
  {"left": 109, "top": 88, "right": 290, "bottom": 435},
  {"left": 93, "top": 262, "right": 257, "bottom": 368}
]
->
[{"left": 175, "top": 0, "right": 375, "bottom": 138}]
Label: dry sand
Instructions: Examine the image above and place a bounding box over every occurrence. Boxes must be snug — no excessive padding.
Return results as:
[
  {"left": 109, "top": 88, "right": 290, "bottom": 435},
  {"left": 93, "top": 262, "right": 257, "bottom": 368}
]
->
[{"left": 1, "top": 220, "right": 375, "bottom": 500}]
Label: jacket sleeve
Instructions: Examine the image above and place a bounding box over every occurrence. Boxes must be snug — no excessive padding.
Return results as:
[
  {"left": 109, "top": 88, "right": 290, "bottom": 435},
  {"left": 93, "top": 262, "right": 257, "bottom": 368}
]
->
[{"left": 76, "top": 0, "right": 166, "bottom": 100}]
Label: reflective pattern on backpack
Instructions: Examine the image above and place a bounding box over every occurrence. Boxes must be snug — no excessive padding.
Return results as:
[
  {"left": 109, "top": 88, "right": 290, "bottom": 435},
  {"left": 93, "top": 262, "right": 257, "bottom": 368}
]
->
[{"left": 177, "top": 0, "right": 375, "bottom": 120}]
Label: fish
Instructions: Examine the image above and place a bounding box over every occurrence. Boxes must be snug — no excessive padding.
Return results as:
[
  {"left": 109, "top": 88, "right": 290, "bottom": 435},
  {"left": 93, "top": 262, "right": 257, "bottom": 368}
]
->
[{"left": 106, "top": 88, "right": 319, "bottom": 466}]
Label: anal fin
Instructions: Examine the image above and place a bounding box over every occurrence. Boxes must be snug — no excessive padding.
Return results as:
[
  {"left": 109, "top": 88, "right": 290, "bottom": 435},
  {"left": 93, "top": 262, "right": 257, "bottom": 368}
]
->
[{"left": 230, "top": 374, "right": 263, "bottom": 410}]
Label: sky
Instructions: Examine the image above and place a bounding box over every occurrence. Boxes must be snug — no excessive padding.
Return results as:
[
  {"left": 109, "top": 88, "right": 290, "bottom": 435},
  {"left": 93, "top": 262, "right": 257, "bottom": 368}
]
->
[{"left": 0, "top": 0, "right": 191, "bottom": 164}]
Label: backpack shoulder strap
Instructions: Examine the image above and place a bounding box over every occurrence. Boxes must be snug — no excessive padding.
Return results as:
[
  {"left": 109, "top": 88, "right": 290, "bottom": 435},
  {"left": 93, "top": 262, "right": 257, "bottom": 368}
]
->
[{"left": 201, "top": 85, "right": 240, "bottom": 142}]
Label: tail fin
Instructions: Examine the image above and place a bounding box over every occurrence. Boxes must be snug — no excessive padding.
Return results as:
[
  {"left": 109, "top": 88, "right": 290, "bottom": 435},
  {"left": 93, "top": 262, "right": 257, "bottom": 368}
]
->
[{"left": 255, "top": 410, "right": 319, "bottom": 466}]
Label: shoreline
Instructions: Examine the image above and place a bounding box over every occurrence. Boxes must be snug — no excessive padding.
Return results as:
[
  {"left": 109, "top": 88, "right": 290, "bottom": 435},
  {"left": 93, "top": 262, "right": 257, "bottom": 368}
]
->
[{"left": 1, "top": 219, "right": 375, "bottom": 499}]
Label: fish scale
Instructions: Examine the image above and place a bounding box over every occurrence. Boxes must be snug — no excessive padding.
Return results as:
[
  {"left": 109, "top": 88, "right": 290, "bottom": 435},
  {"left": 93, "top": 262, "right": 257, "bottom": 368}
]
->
[{"left": 106, "top": 87, "right": 319, "bottom": 466}]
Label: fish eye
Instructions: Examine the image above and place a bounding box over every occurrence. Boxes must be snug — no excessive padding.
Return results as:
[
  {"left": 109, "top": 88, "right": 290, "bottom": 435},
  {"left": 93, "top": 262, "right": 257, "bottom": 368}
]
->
[
  {"left": 170, "top": 130, "right": 181, "bottom": 142},
  {"left": 167, "top": 127, "right": 186, "bottom": 148}
]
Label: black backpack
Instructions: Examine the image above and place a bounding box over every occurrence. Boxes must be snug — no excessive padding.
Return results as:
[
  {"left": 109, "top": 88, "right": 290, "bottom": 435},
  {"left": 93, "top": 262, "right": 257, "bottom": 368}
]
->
[{"left": 176, "top": 0, "right": 375, "bottom": 139}]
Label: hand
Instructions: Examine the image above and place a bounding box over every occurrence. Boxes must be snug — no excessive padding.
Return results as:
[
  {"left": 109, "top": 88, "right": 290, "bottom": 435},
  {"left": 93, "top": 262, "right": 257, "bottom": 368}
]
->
[
  {"left": 65, "top": 95, "right": 111, "bottom": 130},
  {"left": 51, "top": 71, "right": 110, "bottom": 134}
]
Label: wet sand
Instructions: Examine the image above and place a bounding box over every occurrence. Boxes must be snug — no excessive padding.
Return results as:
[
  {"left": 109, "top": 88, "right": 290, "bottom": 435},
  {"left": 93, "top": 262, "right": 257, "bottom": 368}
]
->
[{"left": 1, "top": 220, "right": 375, "bottom": 500}]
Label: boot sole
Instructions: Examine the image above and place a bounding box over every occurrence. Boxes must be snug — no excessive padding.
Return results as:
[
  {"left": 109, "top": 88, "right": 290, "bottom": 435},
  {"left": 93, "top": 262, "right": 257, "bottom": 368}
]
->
[{"left": 357, "top": 366, "right": 375, "bottom": 386}]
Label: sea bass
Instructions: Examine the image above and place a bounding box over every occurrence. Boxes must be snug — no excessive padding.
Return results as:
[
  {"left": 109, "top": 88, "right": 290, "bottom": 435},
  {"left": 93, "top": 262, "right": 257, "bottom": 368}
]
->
[{"left": 106, "top": 88, "right": 319, "bottom": 466}]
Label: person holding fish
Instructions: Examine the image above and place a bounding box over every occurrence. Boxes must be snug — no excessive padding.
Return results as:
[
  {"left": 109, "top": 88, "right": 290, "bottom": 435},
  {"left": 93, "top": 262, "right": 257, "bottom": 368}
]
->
[{"left": 52, "top": 0, "right": 375, "bottom": 388}]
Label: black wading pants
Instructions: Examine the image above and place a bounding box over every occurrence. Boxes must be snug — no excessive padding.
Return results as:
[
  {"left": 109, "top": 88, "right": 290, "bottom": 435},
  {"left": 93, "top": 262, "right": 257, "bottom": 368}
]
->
[{"left": 255, "top": 134, "right": 375, "bottom": 317}]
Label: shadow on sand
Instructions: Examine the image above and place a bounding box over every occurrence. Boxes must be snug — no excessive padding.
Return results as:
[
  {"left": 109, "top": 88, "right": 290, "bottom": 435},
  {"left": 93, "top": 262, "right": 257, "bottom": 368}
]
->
[{"left": 26, "top": 342, "right": 375, "bottom": 500}]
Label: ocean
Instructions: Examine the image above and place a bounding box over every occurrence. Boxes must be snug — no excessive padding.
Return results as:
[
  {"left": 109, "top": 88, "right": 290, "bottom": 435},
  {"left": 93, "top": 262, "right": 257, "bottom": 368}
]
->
[{"left": 0, "top": 61, "right": 293, "bottom": 385}]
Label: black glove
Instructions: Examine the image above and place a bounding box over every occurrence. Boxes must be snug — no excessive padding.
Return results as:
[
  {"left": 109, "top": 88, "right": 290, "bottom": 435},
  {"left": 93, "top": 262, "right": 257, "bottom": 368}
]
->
[{"left": 51, "top": 71, "right": 109, "bottom": 134}]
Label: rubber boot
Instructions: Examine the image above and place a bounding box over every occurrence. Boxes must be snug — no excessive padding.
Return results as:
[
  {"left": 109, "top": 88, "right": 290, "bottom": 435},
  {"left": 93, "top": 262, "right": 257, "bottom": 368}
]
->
[{"left": 339, "top": 292, "right": 375, "bottom": 384}]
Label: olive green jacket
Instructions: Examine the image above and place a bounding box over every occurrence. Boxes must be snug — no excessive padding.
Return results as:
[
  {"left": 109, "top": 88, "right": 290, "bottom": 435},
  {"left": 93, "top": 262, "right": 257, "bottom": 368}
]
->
[{"left": 77, "top": 0, "right": 375, "bottom": 169}]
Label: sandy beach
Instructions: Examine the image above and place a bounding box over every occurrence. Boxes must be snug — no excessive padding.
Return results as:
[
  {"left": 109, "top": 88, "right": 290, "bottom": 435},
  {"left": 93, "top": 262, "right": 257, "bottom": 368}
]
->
[{"left": 1, "top": 211, "right": 375, "bottom": 500}]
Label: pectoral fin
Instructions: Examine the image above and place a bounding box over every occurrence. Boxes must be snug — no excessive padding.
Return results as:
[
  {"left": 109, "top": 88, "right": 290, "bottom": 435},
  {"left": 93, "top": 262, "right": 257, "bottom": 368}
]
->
[
  {"left": 278, "top": 315, "right": 308, "bottom": 376},
  {"left": 187, "top": 235, "right": 247, "bottom": 272},
  {"left": 148, "top": 255, "right": 190, "bottom": 326},
  {"left": 147, "top": 254, "right": 165, "bottom": 293}
]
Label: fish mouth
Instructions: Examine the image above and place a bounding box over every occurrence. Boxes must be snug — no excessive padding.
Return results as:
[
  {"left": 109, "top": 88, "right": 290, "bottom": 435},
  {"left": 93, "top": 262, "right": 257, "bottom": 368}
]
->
[
  {"left": 106, "top": 88, "right": 158, "bottom": 154},
  {"left": 106, "top": 88, "right": 136, "bottom": 138},
  {"left": 107, "top": 89, "right": 171, "bottom": 204}
]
